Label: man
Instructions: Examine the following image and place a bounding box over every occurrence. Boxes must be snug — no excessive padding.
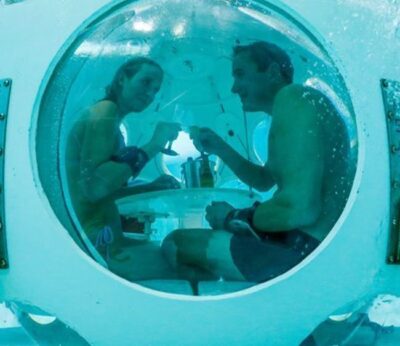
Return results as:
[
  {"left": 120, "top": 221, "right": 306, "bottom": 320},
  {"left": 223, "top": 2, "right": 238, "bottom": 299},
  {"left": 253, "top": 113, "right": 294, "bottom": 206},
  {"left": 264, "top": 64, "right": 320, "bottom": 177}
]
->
[{"left": 162, "top": 41, "right": 351, "bottom": 283}]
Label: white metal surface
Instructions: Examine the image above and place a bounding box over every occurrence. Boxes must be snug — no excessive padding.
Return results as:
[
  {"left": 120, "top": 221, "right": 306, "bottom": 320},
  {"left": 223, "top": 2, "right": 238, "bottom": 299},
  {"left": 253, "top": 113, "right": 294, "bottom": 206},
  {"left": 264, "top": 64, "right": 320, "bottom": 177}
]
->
[{"left": 0, "top": 0, "right": 399, "bottom": 345}]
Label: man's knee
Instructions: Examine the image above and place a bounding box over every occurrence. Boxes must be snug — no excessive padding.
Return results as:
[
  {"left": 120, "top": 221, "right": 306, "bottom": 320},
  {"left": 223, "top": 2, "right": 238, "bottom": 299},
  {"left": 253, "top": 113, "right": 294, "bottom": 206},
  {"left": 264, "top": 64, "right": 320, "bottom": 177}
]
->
[
  {"left": 161, "top": 229, "right": 210, "bottom": 268},
  {"left": 161, "top": 232, "right": 179, "bottom": 268}
]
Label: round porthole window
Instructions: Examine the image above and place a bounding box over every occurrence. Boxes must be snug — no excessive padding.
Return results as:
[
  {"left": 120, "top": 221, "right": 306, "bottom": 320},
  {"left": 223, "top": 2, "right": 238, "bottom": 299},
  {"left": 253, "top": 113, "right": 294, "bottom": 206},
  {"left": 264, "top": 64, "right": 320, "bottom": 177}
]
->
[{"left": 36, "top": 0, "right": 357, "bottom": 296}]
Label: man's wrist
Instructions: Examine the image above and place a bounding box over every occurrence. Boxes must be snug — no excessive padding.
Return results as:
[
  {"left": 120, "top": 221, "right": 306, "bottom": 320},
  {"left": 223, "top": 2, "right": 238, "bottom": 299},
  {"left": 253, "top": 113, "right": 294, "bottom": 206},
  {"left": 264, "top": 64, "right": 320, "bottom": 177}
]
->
[
  {"left": 213, "top": 139, "right": 228, "bottom": 157},
  {"left": 223, "top": 202, "right": 261, "bottom": 231}
]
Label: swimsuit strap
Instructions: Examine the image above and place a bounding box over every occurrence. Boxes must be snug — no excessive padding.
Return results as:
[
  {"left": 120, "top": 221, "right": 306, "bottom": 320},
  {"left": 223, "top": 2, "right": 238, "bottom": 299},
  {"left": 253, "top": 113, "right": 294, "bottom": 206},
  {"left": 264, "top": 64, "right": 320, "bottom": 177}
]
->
[{"left": 95, "top": 226, "right": 114, "bottom": 260}]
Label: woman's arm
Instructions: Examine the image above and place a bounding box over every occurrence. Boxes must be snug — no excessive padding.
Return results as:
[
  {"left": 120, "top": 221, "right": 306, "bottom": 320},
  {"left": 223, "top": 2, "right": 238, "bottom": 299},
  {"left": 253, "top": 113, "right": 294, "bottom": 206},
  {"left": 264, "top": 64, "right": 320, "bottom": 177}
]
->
[{"left": 79, "top": 102, "right": 132, "bottom": 202}]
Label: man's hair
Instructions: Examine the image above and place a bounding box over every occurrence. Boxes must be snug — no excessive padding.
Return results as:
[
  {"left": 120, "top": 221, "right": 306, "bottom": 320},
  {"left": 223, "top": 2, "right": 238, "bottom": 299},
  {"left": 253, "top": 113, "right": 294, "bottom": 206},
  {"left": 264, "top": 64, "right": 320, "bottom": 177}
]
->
[
  {"left": 105, "top": 57, "right": 163, "bottom": 102},
  {"left": 233, "top": 41, "right": 294, "bottom": 83}
]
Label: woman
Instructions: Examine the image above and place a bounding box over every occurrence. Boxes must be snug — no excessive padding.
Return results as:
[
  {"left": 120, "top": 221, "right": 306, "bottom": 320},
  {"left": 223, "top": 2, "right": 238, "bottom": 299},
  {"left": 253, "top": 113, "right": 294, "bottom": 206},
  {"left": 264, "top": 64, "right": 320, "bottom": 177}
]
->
[{"left": 66, "top": 57, "right": 181, "bottom": 273}]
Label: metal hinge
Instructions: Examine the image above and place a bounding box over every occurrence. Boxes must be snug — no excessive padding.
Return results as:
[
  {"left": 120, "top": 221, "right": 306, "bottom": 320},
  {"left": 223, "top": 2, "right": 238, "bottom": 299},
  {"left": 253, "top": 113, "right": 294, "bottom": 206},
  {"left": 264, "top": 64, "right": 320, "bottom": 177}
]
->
[
  {"left": 381, "top": 78, "right": 400, "bottom": 264},
  {"left": 0, "top": 78, "right": 11, "bottom": 269}
]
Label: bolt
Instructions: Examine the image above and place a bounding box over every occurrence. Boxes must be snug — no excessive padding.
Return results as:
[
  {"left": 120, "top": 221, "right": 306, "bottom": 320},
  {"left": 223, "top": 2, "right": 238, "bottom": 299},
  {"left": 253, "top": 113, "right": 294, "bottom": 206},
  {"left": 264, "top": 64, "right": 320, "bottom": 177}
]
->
[
  {"left": 3, "top": 80, "right": 10, "bottom": 88},
  {"left": 382, "top": 79, "right": 389, "bottom": 88},
  {"left": 0, "top": 258, "right": 6, "bottom": 268}
]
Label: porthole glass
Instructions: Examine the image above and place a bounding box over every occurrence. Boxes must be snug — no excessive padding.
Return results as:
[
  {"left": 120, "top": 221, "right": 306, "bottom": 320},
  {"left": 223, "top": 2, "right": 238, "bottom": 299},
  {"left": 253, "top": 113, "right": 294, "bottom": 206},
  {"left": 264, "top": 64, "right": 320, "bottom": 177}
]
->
[{"left": 36, "top": 0, "right": 357, "bottom": 295}]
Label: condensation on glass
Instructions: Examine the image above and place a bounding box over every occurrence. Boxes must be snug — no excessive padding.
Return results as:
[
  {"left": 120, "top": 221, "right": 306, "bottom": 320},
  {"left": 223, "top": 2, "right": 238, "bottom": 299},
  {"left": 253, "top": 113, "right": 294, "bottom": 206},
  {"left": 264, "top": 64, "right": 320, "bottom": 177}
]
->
[{"left": 36, "top": 0, "right": 358, "bottom": 296}]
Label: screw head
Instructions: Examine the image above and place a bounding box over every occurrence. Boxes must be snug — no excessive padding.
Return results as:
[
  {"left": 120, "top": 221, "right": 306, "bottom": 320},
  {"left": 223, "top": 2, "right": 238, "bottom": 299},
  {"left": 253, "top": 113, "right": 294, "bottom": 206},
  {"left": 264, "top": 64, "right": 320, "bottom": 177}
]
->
[
  {"left": 382, "top": 79, "right": 389, "bottom": 88},
  {"left": 388, "top": 111, "right": 395, "bottom": 120},
  {"left": 0, "top": 114, "right": 5, "bottom": 120},
  {"left": 0, "top": 258, "right": 7, "bottom": 268},
  {"left": 3, "top": 80, "right": 10, "bottom": 88}
]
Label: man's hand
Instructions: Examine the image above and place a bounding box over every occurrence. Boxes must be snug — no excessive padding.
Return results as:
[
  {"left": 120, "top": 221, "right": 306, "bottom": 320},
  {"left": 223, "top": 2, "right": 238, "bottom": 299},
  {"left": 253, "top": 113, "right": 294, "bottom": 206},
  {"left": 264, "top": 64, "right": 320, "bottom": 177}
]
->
[
  {"left": 205, "top": 201, "right": 234, "bottom": 229},
  {"left": 189, "top": 126, "right": 225, "bottom": 155},
  {"left": 150, "top": 174, "right": 181, "bottom": 191}
]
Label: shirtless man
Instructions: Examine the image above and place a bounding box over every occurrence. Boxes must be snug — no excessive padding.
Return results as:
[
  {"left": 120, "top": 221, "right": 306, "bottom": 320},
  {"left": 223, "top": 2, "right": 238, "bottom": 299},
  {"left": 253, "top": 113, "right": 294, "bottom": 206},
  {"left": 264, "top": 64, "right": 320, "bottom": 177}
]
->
[
  {"left": 66, "top": 57, "right": 181, "bottom": 279},
  {"left": 162, "top": 41, "right": 351, "bottom": 282}
]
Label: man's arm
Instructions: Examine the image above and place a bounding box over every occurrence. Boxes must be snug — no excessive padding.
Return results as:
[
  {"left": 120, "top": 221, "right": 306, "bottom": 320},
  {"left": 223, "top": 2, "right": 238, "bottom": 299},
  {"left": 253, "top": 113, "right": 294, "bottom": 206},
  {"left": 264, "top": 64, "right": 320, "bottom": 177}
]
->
[
  {"left": 252, "top": 86, "right": 324, "bottom": 232},
  {"left": 217, "top": 143, "right": 275, "bottom": 191},
  {"left": 191, "top": 127, "right": 275, "bottom": 191}
]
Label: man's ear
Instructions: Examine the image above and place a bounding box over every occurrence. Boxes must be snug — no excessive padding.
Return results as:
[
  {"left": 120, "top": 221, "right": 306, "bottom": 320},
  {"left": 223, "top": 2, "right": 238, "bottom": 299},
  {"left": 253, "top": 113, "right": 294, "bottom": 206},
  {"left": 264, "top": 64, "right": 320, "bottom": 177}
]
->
[
  {"left": 118, "top": 74, "right": 126, "bottom": 87},
  {"left": 267, "top": 62, "right": 281, "bottom": 81}
]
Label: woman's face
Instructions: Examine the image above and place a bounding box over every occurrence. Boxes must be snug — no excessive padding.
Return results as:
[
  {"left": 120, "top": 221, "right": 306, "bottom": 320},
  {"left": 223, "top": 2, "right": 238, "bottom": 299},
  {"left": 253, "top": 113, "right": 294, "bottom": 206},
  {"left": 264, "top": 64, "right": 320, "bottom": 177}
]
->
[{"left": 120, "top": 64, "right": 163, "bottom": 113}]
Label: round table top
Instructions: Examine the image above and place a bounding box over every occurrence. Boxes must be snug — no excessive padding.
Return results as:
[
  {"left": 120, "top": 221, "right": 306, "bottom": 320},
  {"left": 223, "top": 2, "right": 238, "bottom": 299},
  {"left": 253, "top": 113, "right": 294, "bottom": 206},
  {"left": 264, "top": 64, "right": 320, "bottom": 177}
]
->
[{"left": 116, "top": 188, "right": 260, "bottom": 218}]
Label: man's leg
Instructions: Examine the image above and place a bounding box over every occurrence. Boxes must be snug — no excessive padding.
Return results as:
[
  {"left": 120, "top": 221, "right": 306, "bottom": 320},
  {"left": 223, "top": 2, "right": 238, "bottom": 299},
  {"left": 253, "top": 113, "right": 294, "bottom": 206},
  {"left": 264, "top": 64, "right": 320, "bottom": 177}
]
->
[
  {"left": 162, "top": 229, "right": 245, "bottom": 281},
  {"left": 107, "top": 241, "right": 181, "bottom": 281}
]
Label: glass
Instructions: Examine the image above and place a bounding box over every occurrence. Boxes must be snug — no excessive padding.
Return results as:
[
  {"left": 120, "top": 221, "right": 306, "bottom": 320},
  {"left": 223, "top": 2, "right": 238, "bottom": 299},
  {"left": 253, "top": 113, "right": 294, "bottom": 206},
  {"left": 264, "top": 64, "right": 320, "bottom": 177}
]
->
[{"left": 36, "top": 0, "right": 357, "bottom": 295}]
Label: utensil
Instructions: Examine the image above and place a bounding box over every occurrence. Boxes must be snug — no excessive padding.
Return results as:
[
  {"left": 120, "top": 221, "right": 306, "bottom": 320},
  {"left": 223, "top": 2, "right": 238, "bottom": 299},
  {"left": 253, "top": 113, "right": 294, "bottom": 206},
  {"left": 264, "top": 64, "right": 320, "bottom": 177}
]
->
[{"left": 161, "top": 141, "right": 179, "bottom": 156}]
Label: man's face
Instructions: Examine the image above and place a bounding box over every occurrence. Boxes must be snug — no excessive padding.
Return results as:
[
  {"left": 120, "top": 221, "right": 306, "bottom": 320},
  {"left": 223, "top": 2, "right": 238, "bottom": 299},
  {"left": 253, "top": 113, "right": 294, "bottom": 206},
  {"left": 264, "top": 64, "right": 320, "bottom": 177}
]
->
[
  {"left": 231, "top": 52, "right": 272, "bottom": 112},
  {"left": 120, "top": 64, "right": 163, "bottom": 112}
]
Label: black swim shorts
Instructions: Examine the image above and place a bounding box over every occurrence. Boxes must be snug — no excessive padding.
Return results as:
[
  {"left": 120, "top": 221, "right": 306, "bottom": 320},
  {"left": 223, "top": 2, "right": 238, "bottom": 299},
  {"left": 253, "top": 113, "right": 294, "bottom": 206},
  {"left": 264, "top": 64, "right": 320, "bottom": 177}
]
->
[{"left": 230, "top": 230, "right": 320, "bottom": 283}]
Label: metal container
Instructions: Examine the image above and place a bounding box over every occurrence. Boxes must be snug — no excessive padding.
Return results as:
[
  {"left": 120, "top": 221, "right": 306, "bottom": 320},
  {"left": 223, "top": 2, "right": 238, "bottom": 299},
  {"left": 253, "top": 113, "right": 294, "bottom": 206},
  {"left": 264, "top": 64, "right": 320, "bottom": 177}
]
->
[{"left": 181, "top": 156, "right": 215, "bottom": 188}]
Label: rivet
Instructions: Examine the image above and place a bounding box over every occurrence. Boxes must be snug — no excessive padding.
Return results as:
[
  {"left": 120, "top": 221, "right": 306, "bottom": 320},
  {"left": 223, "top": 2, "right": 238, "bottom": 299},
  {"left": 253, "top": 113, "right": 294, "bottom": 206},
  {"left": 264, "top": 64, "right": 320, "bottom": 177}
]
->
[
  {"left": 388, "top": 255, "right": 395, "bottom": 263},
  {"left": 382, "top": 79, "right": 389, "bottom": 88},
  {"left": 391, "top": 145, "right": 398, "bottom": 153},
  {"left": 0, "top": 114, "right": 5, "bottom": 120},
  {"left": 392, "top": 218, "right": 398, "bottom": 226},
  {"left": 392, "top": 180, "right": 400, "bottom": 189},
  {"left": 3, "top": 80, "right": 10, "bottom": 88},
  {"left": 0, "top": 258, "right": 7, "bottom": 268},
  {"left": 388, "top": 111, "right": 394, "bottom": 120}
]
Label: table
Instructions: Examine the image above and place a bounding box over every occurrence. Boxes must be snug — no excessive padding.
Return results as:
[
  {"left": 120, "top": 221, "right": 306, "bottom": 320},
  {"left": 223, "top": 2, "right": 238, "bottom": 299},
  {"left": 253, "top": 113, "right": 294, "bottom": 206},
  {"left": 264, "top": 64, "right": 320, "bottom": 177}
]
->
[{"left": 116, "top": 188, "right": 260, "bottom": 232}]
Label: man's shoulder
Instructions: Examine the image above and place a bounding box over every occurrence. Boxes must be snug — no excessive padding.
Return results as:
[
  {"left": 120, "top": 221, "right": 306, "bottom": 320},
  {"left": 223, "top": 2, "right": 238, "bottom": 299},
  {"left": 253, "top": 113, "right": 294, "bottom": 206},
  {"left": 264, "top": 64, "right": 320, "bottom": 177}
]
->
[
  {"left": 272, "top": 84, "right": 326, "bottom": 127},
  {"left": 276, "top": 84, "right": 322, "bottom": 102},
  {"left": 274, "top": 84, "right": 331, "bottom": 114}
]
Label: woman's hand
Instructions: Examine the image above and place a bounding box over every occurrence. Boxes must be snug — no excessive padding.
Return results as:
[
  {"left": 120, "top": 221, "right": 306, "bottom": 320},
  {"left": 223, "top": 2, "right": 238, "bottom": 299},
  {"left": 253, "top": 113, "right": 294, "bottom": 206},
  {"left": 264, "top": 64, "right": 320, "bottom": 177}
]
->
[
  {"left": 143, "top": 122, "right": 181, "bottom": 158},
  {"left": 150, "top": 174, "right": 181, "bottom": 191},
  {"left": 152, "top": 122, "right": 181, "bottom": 149}
]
